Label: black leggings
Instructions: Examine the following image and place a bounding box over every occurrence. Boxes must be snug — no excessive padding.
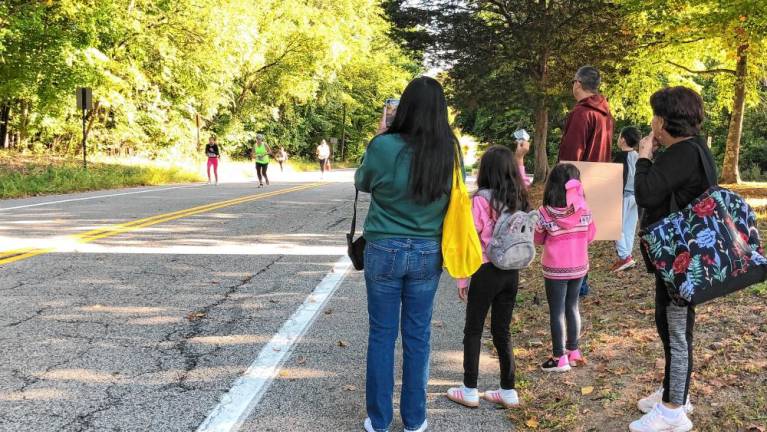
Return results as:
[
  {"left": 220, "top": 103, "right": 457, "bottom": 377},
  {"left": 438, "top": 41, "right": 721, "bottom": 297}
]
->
[
  {"left": 319, "top": 159, "right": 327, "bottom": 173},
  {"left": 463, "top": 263, "right": 518, "bottom": 389},
  {"left": 256, "top": 162, "right": 269, "bottom": 184},
  {"left": 544, "top": 277, "right": 583, "bottom": 357}
]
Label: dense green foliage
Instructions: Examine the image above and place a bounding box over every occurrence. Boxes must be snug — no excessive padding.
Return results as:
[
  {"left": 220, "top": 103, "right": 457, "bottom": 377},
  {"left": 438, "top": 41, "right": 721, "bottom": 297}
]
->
[
  {"left": 386, "top": 0, "right": 767, "bottom": 181},
  {"left": 0, "top": 0, "right": 417, "bottom": 161}
]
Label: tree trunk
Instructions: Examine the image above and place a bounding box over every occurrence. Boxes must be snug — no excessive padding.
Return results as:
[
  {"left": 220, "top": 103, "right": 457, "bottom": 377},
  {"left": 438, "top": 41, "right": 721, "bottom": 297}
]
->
[
  {"left": 532, "top": 42, "right": 551, "bottom": 184},
  {"left": 18, "top": 99, "right": 30, "bottom": 149},
  {"left": 720, "top": 44, "right": 748, "bottom": 184},
  {"left": 533, "top": 99, "right": 550, "bottom": 183},
  {"left": 0, "top": 103, "right": 9, "bottom": 149}
]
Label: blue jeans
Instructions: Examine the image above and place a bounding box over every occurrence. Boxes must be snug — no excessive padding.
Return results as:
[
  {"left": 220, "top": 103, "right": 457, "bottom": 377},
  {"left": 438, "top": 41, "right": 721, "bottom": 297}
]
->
[
  {"left": 616, "top": 194, "right": 639, "bottom": 259},
  {"left": 364, "top": 238, "right": 443, "bottom": 432}
]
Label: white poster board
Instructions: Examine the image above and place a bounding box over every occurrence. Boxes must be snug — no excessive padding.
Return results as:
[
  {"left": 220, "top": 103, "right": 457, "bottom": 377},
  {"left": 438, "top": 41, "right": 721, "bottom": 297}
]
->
[{"left": 562, "top": 161, "right": 624, "bottom": 241}]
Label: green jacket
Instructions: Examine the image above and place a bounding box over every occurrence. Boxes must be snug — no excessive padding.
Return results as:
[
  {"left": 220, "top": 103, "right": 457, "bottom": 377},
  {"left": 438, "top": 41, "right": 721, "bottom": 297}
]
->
[{"left": 354, "top": 133, "right": 450, "bottom": 241}]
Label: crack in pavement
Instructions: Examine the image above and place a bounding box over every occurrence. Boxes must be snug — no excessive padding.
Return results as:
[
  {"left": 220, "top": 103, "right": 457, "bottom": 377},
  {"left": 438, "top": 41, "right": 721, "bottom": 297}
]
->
[
  {"left": 325, "top": 217, "right": 348, "bottom": 230},
  {"left": 0, "top": 281, "right": 26, "bottom": 293},
  {"left": 11, "top": 318, "right": 107, "bottom": 396},
  {"left": 61, "top": 380, "right": 122, "bottom": 432},
  {"left": 158, "top": 256, "right": 282, "bottom": 393},
  {"left": 2, "top": 305, "right": 51, "bottom": 328}
]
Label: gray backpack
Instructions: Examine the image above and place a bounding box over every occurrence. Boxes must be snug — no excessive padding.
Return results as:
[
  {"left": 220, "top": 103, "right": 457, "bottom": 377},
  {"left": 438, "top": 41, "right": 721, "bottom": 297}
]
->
[{"left": 476, "top": 189, "right": 538, "bottom": 270}]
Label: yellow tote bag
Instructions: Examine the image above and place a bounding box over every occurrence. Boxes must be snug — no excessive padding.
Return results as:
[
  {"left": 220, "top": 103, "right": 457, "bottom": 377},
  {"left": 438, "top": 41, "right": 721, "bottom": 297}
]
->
[{"left": 442, "top": 163, "right": 483, "bottom": 279}]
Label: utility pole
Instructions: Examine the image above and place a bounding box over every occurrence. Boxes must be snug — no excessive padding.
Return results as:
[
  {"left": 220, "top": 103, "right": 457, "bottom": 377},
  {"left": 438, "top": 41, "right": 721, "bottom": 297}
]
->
[
  {"left": 195, "top": 113, "right": 201, "bottom": 150},
  {"left": 340, "top": 104, "right": 347, "bottom": 161}
]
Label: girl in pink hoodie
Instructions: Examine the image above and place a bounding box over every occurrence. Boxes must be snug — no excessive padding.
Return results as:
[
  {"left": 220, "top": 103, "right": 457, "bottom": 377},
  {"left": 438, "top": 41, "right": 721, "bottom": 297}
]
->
[
  {"left": 534, "top": 163, "right": 596, "bottom": 372},
  {"left": 446, "top": 146, "right": 530, "bottom": 410}
]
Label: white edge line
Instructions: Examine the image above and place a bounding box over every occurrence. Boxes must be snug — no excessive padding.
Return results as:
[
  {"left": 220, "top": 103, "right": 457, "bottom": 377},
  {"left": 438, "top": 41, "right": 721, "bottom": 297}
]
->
[
  {"left": 0, "top": 185, "right": 202, "bottom": 211},
  {"left": 196, "top": 255, "right": 353, "bottom": 432}
]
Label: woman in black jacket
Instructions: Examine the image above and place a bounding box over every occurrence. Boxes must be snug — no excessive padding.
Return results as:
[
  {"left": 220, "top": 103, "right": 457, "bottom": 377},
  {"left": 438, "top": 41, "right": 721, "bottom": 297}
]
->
[{"left": 630, "top": 87, "right": 717, "bottom": 432}]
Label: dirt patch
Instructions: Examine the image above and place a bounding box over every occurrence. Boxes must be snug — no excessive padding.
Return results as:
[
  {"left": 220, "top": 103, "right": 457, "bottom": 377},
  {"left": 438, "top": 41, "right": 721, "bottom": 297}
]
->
[
  {"left": 504, "top": 184, "right": 767, "bottom": 431},
  {"left": 726, "top": 182, "right": 767, "bottom": 220}
]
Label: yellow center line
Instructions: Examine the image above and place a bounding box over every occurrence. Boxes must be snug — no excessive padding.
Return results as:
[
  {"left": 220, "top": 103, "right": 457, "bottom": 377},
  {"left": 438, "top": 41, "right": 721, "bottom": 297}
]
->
[
  {"left": 0, "top": 183, "right": 323, "bottom": 266},
  {"left": 75, "top": 183, "right": 317, "bottom": 242},
  {"left": 0, "top": 247, "right": 36, "bottom": 260}
]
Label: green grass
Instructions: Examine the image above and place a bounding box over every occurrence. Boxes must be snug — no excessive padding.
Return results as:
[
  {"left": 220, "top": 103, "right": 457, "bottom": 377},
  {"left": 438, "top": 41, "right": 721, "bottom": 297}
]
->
[{"left": 0, "top": 158, "right": 203, "bottom": 199}]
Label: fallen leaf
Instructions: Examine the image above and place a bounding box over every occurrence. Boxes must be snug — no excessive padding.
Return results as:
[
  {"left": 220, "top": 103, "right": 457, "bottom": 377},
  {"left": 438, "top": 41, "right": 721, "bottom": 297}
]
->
[
  {"left": 525, "top": 418, "right": 539, "bottom": 429},
  {"left": 746, "top": 426, "right": 764, "bottom": 432},
  {"left": 581, "top": 386, "right": 594, "bottom": 395},
  {"left": 187, "top": 311, "right": 206, "bottom": 321},
  {"left": 324, "top": 308, "right": 333, "bottom": 315},
  {"left": 296, "top": 356, "right": 307, "bottom": 365},
  {"left": 655, "top": 358, "right": 665, "bottom": 370},
  {"left": 432, "top": 320, "right": 444, "bottom": 328},
  {"left": 337, "top": 340, "right": 349, "bottom": 348},
  {"left": 343, "top": 384, "right": 356, "bottom": 391}
]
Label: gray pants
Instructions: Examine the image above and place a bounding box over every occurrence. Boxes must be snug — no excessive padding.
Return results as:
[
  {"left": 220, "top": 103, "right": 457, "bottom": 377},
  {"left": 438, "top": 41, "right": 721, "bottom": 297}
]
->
[
  {"left": 655, "top": 274, "right": 695, "bottom": 405},
  {"left": 544, "top": 277, "right": 583, "bottom": 357}
]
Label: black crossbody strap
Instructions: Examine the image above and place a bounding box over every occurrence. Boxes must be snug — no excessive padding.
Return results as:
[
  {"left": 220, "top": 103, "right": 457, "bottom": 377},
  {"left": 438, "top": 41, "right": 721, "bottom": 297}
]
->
[
  {"left": 693, "top": 138, "right": 718, "bottom": 187},
  {"left": 670, "top": 138, "right": 718, "bottom": 211},
  {"left": 350, "top": 188, "right": 359, "bottom": 236}
]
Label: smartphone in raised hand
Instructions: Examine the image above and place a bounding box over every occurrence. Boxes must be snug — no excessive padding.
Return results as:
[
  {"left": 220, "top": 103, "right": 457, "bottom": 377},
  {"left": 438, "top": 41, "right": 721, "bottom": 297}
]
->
[{"left": 384, "top": 98, "right": 399, "bottom": 127}]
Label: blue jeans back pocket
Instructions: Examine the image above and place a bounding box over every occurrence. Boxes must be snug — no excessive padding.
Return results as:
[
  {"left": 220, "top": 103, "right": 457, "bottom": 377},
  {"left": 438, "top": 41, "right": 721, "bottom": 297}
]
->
[
  {"left": 365, "top": 241, "right": 397, "bottom": 281},
  {"left": 411, "top": 248, "right": 443, "bottom": 281}
]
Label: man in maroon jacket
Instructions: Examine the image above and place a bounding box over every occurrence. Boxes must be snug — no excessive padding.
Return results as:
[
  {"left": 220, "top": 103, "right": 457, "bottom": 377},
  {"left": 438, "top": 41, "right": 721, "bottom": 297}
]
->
[
  {"left": 559, "top": 66, "right": 614, "bottom": 298},
  {"left": 559, "top": 66, "right": 614, "bottom": 163}
]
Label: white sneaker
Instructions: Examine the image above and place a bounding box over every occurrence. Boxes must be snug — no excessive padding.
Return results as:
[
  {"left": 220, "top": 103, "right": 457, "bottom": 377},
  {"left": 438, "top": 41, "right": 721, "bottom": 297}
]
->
[
  {"left": 482, "top": 388, "right": 520, "bottom": 408},
  {"left": 363, "top": 417, "right": 386, "bottom": 432},
  {"left": 637, "top": 387, "right": 694, "bottom": 414},
  {"left": 629, "top": 404, "right": 692, "bottom": 432},
  {"left": 404, "top": 419, "right": 427, "bottom": 432},
  {"left": 446, "top": 386, "right": 479, "bottom": 408}
]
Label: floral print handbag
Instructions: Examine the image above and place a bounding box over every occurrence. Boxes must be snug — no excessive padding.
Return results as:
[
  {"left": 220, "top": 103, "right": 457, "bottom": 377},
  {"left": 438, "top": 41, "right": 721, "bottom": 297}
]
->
[{"left": 640, "top": 186, "right": 767, "bottom": 306}]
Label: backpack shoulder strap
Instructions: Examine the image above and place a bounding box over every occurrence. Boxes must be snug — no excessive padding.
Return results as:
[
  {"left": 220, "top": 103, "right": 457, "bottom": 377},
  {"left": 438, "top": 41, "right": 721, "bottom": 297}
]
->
[{"left": 475, "top": 188, "right": 493, "bottom": 201}]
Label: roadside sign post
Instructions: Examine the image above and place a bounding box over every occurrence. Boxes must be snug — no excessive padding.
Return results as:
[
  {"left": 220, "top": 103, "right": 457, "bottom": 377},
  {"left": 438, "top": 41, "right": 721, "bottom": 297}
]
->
[{"left": 76, "top": 88, "right": 93, "bottom": 169}]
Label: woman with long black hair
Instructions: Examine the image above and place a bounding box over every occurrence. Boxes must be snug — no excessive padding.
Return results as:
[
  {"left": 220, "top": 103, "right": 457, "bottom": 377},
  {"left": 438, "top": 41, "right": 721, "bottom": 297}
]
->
[{"left": 355, "top": 76, "right": 458, "bottom": 432}]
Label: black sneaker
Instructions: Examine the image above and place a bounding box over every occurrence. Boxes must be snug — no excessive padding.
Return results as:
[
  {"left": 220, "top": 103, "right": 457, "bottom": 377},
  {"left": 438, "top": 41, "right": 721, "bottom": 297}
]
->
[{"left": 541, "top": 356, "right": 571, "bottom": 372}]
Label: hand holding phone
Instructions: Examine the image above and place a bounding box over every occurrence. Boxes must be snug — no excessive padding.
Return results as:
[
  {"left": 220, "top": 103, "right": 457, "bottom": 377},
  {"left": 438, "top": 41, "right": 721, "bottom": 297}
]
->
[
  {"left": 384, "top": 98, "right": 399, "bottom": 127},
  {"left": 638, "top": 132, "right": 655, "bottom": 159}
]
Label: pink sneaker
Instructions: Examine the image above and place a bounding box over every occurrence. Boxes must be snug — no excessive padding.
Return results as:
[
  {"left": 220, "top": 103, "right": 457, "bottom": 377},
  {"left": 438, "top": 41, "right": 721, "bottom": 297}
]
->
[
  {"left": 567, "top": 349, "right": 586, "bottom": 367},
  {"left": 541, "top": 356, "right": 571, "bottom": 372}
]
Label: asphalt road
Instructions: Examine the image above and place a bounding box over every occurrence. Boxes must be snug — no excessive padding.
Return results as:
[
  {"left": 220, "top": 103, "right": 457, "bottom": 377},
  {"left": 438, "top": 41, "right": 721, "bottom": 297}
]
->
[{"left": 0, "top": 172, "right": 513, "bottom": 431}]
